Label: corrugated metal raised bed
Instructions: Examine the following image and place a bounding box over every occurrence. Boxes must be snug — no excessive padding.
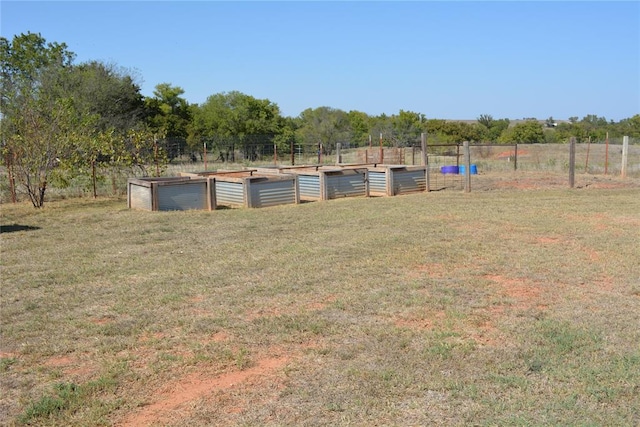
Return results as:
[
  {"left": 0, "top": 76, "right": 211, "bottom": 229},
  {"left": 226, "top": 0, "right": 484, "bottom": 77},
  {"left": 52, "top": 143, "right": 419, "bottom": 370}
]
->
[
  {"left": 255, "top": 166, "right": 369, "bottom": 201},
  {"left": 127, "top": 177, "right": 214, "bottom": 211},
  {"left": 180, "top": 170, "right": 299, "bottom": 208},
  {"left": 359, "top": 165, "right": 427, "bottom": 196}
]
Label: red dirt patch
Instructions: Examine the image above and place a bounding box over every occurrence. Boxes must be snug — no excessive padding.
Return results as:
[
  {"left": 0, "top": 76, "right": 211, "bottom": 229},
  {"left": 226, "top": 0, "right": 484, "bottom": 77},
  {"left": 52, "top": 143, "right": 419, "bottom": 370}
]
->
[
  {"left": 535, "top": 236, "right": 562, "bottom": 244},
  {"left": 118, "top": 356, "right": 289, "bottom": 427},
  {"left": 210, "top": 331, "right": 230, "bottom": 342},
  {"left": 43, "top": 354, "right": 97, "bottom": 379},
  {"left": 485, "top": 274, "right": 542, "bottom": 310},
  {"left": 497, "top": 149, "right": 530, "bottom": 159},
  {"left": 44, "top": 355, "right": 74, "bottom": 367}
]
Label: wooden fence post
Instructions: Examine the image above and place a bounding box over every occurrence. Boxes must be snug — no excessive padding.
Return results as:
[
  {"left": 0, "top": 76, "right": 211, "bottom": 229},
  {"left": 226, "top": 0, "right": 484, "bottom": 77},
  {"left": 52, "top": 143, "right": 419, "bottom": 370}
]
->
[
  {"left": 464, "top": 141, "right": 471, "bottom": 193},
  {"left": 203, "top": 142, "right": 207, "bottom": 171},
  {"left": 569, "top": 137, "right": 576, "bottom": 188},
  {"left": 605, "top": 131, "right": 609, "bottom": 175},
  {"left": 585, "top": 136, "right": 591, "bottom": 173},
  {"left": 421, "top": 133, "right": 430, "bottom": 192}
]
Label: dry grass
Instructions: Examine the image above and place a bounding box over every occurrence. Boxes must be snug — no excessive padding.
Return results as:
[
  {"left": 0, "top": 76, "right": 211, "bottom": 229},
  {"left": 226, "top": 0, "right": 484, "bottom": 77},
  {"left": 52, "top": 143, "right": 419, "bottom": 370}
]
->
[{"left": 1, "top": 173, "right": 640, "bottom": 426}]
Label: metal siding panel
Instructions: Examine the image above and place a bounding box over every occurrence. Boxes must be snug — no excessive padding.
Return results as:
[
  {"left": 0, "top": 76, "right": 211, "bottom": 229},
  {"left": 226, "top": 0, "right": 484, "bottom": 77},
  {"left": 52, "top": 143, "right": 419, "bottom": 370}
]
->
[
  {"left": 298, "top": 175, "right": 321, "bottom": 200},
  {"left": 157, "top": 182, "right": 208, "bottom": 211},
  {"left": 326, "top": 172, "right": 366, "bottom": 199},
  {"left": 129, "top": 183, "right": 152, "bottom": 210},
  {"left": 249, "top": 180, "right": 296, "bottom": 208},
  {"left": 393, "top": 169, "right": 426, "bottom": 195},
  {"left": 215, "top": 180, "right": 246, "bottom": 206},
  {"left": 368, "top": 171, "right": 387, "bottom": 195}
]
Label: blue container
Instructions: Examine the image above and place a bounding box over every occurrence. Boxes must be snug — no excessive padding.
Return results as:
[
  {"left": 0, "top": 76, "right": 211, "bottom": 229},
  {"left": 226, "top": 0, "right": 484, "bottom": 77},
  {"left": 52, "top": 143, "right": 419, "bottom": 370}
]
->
[
  {"left": 459, "top": 164, "right": 478, "bottom": 175},
  {"left": 440, "top": 165, "right": 459, "bottom": 175}
]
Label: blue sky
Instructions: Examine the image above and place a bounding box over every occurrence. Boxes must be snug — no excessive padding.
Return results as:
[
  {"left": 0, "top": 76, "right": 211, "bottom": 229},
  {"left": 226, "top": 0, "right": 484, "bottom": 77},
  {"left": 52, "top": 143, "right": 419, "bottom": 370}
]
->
[{"left": 2, "top": 1, "right": 639, "bottom": 121}]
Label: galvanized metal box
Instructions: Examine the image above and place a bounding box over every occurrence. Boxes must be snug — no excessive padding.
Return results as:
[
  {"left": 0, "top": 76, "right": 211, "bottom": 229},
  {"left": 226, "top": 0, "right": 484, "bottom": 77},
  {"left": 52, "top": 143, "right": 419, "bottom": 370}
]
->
[
  {"left": 180, "top": 170, "right": 299, "bottom": 208},
  {"left": 127, "top": 177, "right": 214, "bottom": 211},
  {"left": 256, "top": 166, "right": 369, "bottom": 201},
  {"left": 362, "top": 165, "right": 427, "bottom": 196}
]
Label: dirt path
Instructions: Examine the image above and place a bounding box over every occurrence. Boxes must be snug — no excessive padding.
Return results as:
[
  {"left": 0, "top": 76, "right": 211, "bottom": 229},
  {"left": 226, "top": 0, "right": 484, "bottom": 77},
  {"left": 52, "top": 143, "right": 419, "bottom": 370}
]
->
[{"left": 118, "top": 355, "right": 289, "bottom": 427}]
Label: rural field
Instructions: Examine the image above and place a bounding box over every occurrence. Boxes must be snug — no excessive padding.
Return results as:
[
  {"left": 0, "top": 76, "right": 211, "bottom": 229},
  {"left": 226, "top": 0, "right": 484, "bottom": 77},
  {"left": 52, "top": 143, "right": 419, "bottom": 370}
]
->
[{"left": 1, "top": 170, "right": 640, "bottom": 426}]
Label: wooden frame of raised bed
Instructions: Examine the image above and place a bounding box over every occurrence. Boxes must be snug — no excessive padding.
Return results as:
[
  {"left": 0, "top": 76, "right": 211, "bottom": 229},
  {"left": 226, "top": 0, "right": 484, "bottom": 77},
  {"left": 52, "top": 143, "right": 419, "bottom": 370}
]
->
[{"left": 127, "top": 177, "right": 215, "bottom": 211}]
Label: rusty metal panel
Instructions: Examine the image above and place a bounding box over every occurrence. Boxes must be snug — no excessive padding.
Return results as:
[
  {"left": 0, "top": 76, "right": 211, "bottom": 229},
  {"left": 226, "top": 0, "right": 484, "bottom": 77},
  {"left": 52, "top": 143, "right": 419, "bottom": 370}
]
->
[
  {"left": 157, "top": 181, "right": 208, "bottom": 211},
  {"left": 325, "top": 170, "right": 367, "bottom": 199},
  {"left": 215, "top": 180, "right": 246, "bottom": 207},
  {"left": 248, "top": 178, "right": 297, "bottom": 208},
  {"left": 368, "top": 171, "right": 387, "bottom": 196},
  {"left": 129, "top": 182, "right": 152, "bottom": 210},
  {"left": 392, "top": 168, "right": 426, "bottom": 195},
  {"left": 298, "top": 174, "right": 321, "bottom": 200}
]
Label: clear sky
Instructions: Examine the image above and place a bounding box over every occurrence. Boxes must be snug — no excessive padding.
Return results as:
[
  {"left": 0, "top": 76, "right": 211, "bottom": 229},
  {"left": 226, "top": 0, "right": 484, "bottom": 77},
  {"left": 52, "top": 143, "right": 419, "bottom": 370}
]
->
[{"left": 2, "top": 1, "right": 639, "bottom": 121}]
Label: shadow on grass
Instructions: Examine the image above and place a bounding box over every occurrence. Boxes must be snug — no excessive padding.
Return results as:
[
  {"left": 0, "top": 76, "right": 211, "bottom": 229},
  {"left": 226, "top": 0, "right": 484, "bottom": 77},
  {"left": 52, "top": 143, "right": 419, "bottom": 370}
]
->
[{"left": 1, "top": 224, "right": 41, "bottom": 233}]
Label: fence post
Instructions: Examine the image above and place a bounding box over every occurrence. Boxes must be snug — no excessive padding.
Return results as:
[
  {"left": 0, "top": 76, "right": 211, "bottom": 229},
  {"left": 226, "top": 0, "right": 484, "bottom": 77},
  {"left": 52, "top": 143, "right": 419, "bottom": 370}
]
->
[
  {"left": 336, "top": 142, "right": 342, "bottom": 165},
  {"left": 569, "top": 137, "right": 576, "bottom": 188},
  {"left": 463, "top": 141, "right": 471, "bottom": 193},
  {"left": 514, "top": 144, "right": 518, "bottom": 171},
  {"left": 290, "top": 140, "right": 295, "bottom": 166},
  {"left": 605, "top": 132, "right": 609, "bottom": 174},
  {"left": 379, "top": 133, "right": 384, "bottom": 164},
  {"left": 421, "top": 133, "right": 430, "bottom": 192},
  {"left": 585, "top": 136, "right": 591, "bottom": 173},
  {"left": 621, "top": 136, "right": 629, "bottom": 179},
  {"left": 203, "top": 141, "right": 207, "bottom": 171}
]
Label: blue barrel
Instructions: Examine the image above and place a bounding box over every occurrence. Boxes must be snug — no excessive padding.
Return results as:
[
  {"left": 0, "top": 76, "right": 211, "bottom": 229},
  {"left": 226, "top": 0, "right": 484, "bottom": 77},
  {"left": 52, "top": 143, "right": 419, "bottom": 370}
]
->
[
  {"left": 440, "top": 165, "right": 459, "bottom": 174},
  {"left": 459, "top": 165, "right": 466, "bottom": 175},
  {"left": 459, "top": 164, "right": 478, "bottom": 175}
]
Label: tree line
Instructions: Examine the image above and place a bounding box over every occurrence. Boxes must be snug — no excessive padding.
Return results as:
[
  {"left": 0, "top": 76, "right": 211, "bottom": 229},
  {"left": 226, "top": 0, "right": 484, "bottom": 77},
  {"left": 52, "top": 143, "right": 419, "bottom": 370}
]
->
[{"left": 2, "top": 32, "right": 639, "bottom": 207}]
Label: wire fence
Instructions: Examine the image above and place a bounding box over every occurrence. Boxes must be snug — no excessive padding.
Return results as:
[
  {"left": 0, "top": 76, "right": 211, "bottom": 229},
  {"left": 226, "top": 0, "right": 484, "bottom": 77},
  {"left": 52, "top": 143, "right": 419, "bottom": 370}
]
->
[{"left": 2, "top": 139, "right": 638, "bottom": 203}]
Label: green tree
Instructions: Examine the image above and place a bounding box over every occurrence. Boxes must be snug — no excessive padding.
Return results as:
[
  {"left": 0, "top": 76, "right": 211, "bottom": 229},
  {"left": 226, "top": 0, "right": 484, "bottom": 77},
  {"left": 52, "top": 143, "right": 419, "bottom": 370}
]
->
[
  {"left": 618, "top": 114, "right": 640, "bottom": 138},
  {"left": 67, "top": 61, "right": 145, "bottom": 132},
  {"left": 391, "top": 110, "right": 424, "bottom": 146},
  {"left": 347, "top": 110, "right": 371, "bottom": 147},
  {"left": 1, "top": 32, "right": 77, "bottom": 207},
  {"left": 189, "top": 91, "right": 282, "bottom": 161},
  {"left": 297, "top": 106, "right": 351, "bottom": 156},
  {"left": 145, "top": 83, "right": 192, "bottom": 160},
  {"left": 272, "top": 116, "right": 300, "bottom": 160},
  {"left": 477, "top": 114, "right": 494, "bottom": 128},
  {"left": 424, "top": 119, "right": 482, "bottom": 144},
  {"left": 476, "top": 114, "right": 510, "bottom": 142},
  {"left": 369, "top": 114, "right": 394, "bottom": 145},
  {"left": 498, "top": 120, "right": 545, "bottom": 144},
  {"left": 59, "top": 61, "right": 148, "bottom": 195}
]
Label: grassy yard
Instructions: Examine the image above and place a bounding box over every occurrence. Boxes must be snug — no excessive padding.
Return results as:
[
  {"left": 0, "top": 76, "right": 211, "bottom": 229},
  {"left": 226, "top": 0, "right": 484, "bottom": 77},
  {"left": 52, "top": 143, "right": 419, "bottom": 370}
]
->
[{"left": 1, "top": 180, "right": 639, "bottom": 426}]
